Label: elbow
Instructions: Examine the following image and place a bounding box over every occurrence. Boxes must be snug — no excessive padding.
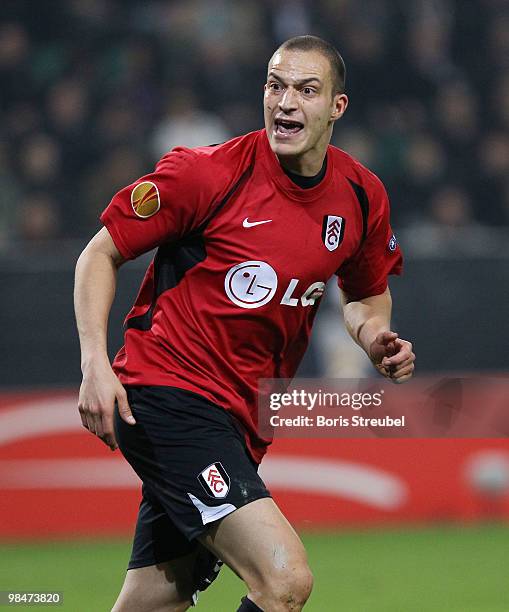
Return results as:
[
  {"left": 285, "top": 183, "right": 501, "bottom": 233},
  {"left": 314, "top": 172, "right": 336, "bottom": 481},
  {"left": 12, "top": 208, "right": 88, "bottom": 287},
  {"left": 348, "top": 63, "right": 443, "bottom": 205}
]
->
[
  {"left": 75, "top": 240, "right": 98, "bottom": 274},
  {"left": 75, "top": 244, "right": 89, "bottom": 276}
]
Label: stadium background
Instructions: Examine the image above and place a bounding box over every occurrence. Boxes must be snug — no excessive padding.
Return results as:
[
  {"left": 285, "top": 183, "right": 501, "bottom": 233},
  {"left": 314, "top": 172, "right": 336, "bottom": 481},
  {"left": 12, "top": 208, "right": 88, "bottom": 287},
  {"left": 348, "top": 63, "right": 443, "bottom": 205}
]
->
[{"left": 1, "top": 0, "right": 508, "bottom": 610}]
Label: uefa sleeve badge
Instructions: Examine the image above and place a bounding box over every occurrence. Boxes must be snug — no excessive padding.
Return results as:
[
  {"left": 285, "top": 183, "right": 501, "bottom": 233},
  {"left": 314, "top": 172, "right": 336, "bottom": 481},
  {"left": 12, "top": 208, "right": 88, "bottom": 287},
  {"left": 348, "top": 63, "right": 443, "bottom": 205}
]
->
[{"left": 131, "top": 181, "right": 161, "bottom": 218}]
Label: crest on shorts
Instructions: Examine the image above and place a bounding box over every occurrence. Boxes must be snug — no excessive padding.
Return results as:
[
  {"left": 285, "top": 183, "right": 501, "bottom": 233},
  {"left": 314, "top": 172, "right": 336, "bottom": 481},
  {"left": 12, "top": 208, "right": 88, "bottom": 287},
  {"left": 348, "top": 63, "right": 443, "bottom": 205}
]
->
[
  {"left": 131, "top": 181, "right": 160, "bottom": 218},
  {"left": 388, "top": 233, "right": 398, "bottom": 252},
  {"left": 198, "top": 462, "right": 230, "bottom": 499},
  {"left": 322, "top": 215, "right": 345, "bottom": 251}
]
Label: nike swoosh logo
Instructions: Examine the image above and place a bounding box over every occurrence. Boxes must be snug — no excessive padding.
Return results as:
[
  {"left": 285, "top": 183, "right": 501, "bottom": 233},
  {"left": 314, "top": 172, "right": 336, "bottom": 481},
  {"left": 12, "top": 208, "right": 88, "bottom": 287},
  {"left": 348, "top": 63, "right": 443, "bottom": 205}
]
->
[{"left": 243, "top": 218, "right": 273, "bottom": 228}]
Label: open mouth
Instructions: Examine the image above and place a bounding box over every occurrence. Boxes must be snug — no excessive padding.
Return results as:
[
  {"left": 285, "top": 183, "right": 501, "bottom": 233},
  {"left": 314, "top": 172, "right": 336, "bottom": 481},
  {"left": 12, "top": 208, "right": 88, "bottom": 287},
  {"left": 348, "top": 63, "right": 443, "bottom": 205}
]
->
[{"left": 274, "top": 118, "right": 304, "bottom": 137}]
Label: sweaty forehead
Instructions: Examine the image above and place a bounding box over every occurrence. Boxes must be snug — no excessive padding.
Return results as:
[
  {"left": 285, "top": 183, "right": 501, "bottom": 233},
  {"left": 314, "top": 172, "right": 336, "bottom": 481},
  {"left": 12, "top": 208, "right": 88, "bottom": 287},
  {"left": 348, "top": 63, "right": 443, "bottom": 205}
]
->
[{"left": 268, "top": 49, "right": 330, "bottom": 83}]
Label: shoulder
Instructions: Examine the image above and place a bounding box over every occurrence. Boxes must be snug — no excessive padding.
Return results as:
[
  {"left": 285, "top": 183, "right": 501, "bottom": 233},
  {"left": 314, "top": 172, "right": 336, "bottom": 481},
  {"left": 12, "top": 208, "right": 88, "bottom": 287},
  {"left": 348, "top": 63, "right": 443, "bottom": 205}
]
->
[
  {"left": 193, "top": 130, "right": 260, "bottom": 161},
  {"left": 328, "top": 144, "right": 387, "bottom": 200},
  {"left": 155, "top": 130, "right": 260, "bottom": 178}
]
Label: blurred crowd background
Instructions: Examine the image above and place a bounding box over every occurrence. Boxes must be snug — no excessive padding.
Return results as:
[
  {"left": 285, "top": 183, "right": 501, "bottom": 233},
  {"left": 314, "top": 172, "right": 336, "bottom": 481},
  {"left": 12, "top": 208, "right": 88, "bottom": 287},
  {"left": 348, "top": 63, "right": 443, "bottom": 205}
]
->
[
  {"left": 1, "top": 0, "right": 508, "bottom": 251},
  {"left": 1, "top": 0, "right": 508, "bottom": 386}
]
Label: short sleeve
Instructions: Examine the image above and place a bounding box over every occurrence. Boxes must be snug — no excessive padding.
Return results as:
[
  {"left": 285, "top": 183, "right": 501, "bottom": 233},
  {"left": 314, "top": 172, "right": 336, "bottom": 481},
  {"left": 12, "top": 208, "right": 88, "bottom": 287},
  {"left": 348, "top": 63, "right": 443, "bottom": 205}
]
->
[
  {"left": 337, "top": 181, "right": 403, "bottom": 300},
  {"left": 100, "top": 147, "right": 222, "bottom": 260}
]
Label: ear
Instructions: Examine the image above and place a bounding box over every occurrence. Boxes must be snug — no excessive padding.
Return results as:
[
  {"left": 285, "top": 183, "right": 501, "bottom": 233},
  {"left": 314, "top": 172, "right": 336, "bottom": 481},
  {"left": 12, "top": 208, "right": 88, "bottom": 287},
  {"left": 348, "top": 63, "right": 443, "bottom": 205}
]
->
[{"left": 331, "top": 93, "right": 348, "bottom": 122}]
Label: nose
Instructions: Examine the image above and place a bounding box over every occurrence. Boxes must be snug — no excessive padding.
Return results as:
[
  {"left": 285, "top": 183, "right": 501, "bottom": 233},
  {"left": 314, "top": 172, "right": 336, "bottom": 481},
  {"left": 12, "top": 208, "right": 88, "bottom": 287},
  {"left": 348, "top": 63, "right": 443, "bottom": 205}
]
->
[{"left": 278, "top": 87, "right": 298, "bottom": 113}]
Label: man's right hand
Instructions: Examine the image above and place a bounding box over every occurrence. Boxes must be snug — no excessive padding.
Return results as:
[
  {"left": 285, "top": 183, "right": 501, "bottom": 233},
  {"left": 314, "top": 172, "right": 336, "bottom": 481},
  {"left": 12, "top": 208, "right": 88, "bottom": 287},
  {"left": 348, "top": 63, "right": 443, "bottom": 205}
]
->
[{"left": 78, "top": 361, "right": 136, "bottom": 451}]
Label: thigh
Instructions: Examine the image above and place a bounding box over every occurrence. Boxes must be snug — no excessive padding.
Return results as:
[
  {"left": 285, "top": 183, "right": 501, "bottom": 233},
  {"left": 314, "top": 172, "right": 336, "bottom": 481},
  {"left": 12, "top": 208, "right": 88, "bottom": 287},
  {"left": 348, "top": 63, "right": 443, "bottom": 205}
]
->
[
  {"left": 114, "top": 386, "right": 272, "bottom": 604},
  {"left": 198, "top": 496, "right": 308, "bottom": 587},
  {"left": 112, "top": 553, "right": 197, "bottom": 612},
  {"left": 114, "top": 386, "right": 271, "bottom": 543},
  {"left": 128, "top": 485, "right": 196, "bottom": 570},
  {"left": 116, "top": 488, "right": 223, "bottom": 610}
]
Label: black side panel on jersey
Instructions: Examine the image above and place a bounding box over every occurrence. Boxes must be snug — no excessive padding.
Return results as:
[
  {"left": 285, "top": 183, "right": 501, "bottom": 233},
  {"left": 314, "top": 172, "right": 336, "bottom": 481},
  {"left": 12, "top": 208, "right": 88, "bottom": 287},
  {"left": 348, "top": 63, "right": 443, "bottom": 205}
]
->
[
  {"left": 126, "top": 164, "right": 254, "bottom": 332},
  {"left": 346, "top": 178, "right": 369, "bottom": 244},
  {"left": 125, "top": 236, "right": 206, "bottom": 332}
]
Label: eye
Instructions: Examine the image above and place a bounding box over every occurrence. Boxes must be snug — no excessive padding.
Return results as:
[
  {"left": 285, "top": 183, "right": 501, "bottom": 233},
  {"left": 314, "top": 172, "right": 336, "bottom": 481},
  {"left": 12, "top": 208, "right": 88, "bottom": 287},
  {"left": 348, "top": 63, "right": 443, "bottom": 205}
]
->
[
  {"left": 302, "top": 86, "right": 316, "bottom": 95},
  {"left": 268, "top": 81, "right": 282, "bottom": 92}
]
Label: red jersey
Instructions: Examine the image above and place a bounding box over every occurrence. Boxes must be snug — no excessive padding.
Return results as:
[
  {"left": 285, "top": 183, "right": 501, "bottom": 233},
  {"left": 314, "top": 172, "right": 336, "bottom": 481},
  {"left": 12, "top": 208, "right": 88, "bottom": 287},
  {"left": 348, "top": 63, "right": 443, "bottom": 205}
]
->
[{"left": 101, "top": 129, "right": 403, "bottom": 462}]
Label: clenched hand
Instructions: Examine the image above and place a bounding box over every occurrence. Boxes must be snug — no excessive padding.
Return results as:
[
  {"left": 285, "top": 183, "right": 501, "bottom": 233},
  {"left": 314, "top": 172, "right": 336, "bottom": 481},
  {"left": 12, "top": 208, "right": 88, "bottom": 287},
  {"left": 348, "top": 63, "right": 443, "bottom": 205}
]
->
[{"left": 369, "top": 331, "right": 415, "bottom": 383}]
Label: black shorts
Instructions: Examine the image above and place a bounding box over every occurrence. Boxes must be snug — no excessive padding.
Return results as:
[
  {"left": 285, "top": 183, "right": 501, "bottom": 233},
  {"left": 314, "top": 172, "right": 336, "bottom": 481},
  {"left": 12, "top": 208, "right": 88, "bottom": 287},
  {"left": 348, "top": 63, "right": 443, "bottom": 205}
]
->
[{"left": 114, "top": 386, "right": 271, "bottom": 586}]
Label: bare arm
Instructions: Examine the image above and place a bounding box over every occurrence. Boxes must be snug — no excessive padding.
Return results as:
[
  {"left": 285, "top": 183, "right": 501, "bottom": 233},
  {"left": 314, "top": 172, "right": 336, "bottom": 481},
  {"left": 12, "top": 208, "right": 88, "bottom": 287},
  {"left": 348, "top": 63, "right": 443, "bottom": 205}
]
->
[
  {"left": 341, "top": 287, "right": 415, "bottom": 383},
  {"left": 74, "top": 227, "right": 135, "bottom": 450}
]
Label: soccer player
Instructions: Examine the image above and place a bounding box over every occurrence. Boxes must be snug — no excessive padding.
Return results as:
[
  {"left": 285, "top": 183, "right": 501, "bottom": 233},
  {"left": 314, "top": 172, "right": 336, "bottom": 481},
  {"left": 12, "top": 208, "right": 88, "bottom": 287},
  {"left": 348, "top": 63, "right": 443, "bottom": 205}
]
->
[{"left": 74, "top": 35, "right": 415, "bottom": 611}]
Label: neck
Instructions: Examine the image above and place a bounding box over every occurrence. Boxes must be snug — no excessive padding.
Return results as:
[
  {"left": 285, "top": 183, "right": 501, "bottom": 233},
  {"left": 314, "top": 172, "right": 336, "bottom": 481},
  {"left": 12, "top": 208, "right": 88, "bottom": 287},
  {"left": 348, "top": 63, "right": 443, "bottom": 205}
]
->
[
  {"left": 277, "top": 152, "right": 326, "bottom": 176},
  {"left": 276, "top": 129, "right": 332, "bottom": 176},
  {"left": 283, "top": 155, "right": 327, "bottom": 189}
]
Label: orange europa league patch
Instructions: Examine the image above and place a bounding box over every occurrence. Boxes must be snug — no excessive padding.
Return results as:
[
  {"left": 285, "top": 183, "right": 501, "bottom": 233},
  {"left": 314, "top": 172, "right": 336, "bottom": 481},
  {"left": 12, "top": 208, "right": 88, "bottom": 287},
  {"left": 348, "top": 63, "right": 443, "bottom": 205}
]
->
[{"left": 131, "top": 181, "right": 160, "bottom": 218}]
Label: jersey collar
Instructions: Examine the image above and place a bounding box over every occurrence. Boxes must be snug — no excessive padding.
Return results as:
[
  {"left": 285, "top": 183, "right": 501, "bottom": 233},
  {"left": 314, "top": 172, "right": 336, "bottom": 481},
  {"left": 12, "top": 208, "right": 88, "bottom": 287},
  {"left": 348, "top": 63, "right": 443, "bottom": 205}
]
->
[{"left": 259, "top": 129, "right": 334, "bottom": 202}]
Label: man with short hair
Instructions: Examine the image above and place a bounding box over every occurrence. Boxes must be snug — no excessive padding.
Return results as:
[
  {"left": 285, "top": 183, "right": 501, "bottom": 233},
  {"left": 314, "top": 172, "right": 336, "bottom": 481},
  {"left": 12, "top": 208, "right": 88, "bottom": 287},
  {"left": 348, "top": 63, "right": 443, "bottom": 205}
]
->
[{"left": 75, "top": 35, "right": 415, "bottom": 612}]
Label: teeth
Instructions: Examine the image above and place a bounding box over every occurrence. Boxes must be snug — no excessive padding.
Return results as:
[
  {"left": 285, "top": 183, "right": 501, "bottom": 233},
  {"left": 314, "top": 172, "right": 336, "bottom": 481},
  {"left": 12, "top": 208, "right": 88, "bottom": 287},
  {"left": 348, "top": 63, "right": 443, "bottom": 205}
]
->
[
  {"left": 276, "top": 119, "right": 303, "bottom": 131},
  {"left": 276, "top": 119, "right": 302, "bottom": 127}
]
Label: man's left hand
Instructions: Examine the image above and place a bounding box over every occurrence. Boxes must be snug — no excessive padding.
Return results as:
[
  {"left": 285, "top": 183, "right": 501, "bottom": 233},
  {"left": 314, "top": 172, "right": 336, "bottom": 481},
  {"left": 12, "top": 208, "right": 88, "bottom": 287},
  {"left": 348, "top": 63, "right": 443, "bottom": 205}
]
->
[{"left": 369, "top": 331, "right": 415, "bottom": 383}]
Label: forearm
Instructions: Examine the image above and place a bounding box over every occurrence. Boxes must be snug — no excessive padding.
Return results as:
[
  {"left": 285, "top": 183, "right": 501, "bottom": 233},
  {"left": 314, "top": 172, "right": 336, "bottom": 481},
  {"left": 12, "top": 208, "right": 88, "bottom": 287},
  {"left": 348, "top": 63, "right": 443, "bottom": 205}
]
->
[
  {"left": 74, "top": 229, "right": 134, "bottom": 448},
  {"left": 341, "top": 288, "right": 392, "bottom": 357},
  {"left": 74, "top": 242, "right": 119, "bottom": 373}
]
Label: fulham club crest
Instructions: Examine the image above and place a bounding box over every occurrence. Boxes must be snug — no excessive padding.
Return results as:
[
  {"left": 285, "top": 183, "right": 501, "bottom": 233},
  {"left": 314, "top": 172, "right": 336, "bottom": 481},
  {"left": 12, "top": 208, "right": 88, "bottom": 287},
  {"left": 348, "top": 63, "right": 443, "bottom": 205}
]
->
[
  {"left": 322, "top": 215, "right": 345, "bottom": 252},
  {"left": 198, "top": 462, "right": 230, "bottom": 499}
]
